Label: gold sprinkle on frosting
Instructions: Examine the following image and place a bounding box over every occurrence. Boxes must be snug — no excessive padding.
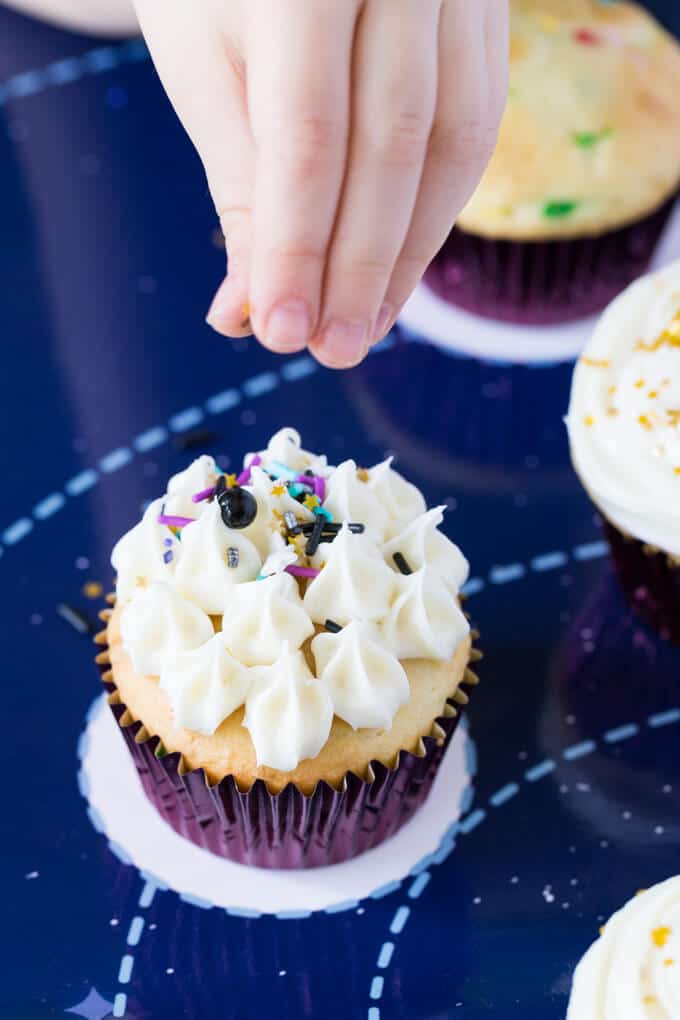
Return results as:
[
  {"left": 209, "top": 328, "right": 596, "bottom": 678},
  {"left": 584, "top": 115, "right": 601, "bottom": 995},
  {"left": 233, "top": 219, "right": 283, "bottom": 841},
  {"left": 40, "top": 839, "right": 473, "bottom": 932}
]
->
[
  {"left": 356, "top": 467, "right": 370, "bottom": 483},
  {"left": 581, "top": 357, "right": 610, "bottom": 368},
  {"left": 652, "top": 926, "right": 672, "bottom": 948},
  {"left": 636, "top": 307, "right": 680, "bottom": 351},
  {"left": 585, "top": 415, "right": 595, "bottom": 426}
]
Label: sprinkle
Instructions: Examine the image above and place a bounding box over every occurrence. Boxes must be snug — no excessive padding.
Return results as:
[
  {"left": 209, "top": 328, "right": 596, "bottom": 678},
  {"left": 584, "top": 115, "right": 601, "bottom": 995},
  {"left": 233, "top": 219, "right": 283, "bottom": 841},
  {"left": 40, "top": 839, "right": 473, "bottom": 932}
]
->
[
  {"left": 634, "top": 379, "right": 645, "bottom": 388},
  {"left": 157, "top": 513, "right": 196, "bottom": 528},
  {"left": 585, "top": 415, "right": 595, "bottom": 426},
  {"left": 227, "top": 547, "right": 240, "bottom": 568},
  {"left": 82, "top": 581, "right": 103, "bottom": 599},
  {"left": 573, "top": 127, "right": 612, "bottom": 149},
  {"left": 638, "top": 415, "right": 652, "bottom": 430},
  {"left": 664, "top": 959, "right": 675, "bottom": 967},
  {"left": 608, "top": 385, "right": 617, "bottom": 395},
  {"left": 192, "top": 485, "right": 216, "bottom": 503},
  {"left": 298, "top": 522, "right": 364, "bottom": 536},
  {"left": 573, "top": 27, "right": 602, "bottom": 46},
  {"left": 393, "top": 552, "right": 413, "bottom": 576},
  {"left": 313, "top": 476, "right": 326, "bottom": 502},
  {"left": 285, "top": 564, "right": 320, "bottom": 579},
  {"left": 173, "top": 428, "right": 221, "bottom": 451},
  {"left": 675, "top": 468, "right": 680, "bottom": 476},
  {"left": 271, "top": 483, "right": 287, "bottom": 498},
  {"left": 305, "top": 515, "right": 326, "bottom": 557},
  {"left": 57, "top": 603, "right": 93, "bottom": 634},
  {"left": 357, "top": 467, "right": 370, "bottom": 482},
  {"left": 224, "top": 473, "right": 238, "bottom": 489},
  {"left": 649, "top": 391, "right": 659, "bottom": 399},
  {"left": 325, "top": 619, "right": 342, "bottom": 633},
  {"left": 607, "top": 408, "right": 619, "bottom": 417},
  {"left": 580, "top": 357, "right": 610, "bottom": 368},
  {"left": 269, "top": 460, "right": 298, "bottom": 481},
  {"left": 667, "top": 410, "right": 680, "bottom": 426},
  {"left": 652, "top": 927, "right": 672, "bottom": 947},
  {"left": 312, "top": 505, "right": 332, "bottom": 521},
  {"left": 236, "top": 454, "right": 261, "bottom": 486},
  {"left": 303, "top": 494, "right": 320, "bottom": 511},
  {"left": 163, "top": 550, "right": 173, "bottom": 564},
  {"left": 284, "top": 511, "right": 300, "bottom": 534},
  {"left": 636, "top": 310, "right": 680, "bottom": 352},
  {"left": 163, "top": 538, "right": 173, "bottom": 547},
  {"left": 543, "top": 200, "right": 578, "bottom": 219},
  {"left": 643, "top": 996, "right": 656, "bottom": 1005}
]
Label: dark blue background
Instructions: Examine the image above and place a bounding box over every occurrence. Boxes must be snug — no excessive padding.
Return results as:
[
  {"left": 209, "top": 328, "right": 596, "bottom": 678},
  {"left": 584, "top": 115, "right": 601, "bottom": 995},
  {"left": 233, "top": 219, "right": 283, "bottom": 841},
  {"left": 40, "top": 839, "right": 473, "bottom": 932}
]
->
[{"left": 1, "top": 6, "right": 679, "bottom": 1018}]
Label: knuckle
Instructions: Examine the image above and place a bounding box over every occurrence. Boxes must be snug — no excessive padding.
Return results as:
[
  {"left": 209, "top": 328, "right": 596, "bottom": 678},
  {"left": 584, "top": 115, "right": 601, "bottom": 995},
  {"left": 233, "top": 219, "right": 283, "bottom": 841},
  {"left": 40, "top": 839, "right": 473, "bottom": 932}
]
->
[
  {"left": 429, "top": 117, "right": 498, "bottom": 167},
  {"left": 279, "top": 112, "right": 346, "bottom": 175},
  {"left": 264, "top": 243, "right": 325, "bottom": 271},
  {"left": 369, "top": 110, "right": 431, "bottom": 168}
]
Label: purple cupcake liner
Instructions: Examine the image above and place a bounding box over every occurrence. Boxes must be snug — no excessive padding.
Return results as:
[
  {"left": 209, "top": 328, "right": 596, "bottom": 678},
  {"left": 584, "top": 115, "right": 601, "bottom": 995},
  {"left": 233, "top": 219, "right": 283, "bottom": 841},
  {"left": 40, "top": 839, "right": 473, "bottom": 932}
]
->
[
  {"left": 424, "top": 199, "right": 675, "bottom": 326},
  {"left": 95, "top": 616, "right": 479, "bottom": 869},
  {"left": 604, "top": 520, "right": 680, "bottom": 646}
]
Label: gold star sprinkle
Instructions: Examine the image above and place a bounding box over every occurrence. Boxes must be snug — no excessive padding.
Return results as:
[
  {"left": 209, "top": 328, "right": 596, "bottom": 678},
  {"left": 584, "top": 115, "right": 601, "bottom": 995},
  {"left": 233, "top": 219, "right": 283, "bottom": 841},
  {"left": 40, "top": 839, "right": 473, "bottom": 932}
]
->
[
  {"left": 225, "top": 473, "right": 238, "bottom": 489},
  {"left": 356, "top": 468, "right": 370, "bottom": 482},
  {"left": 664, "top": 958, "right": 675, "bottom": 967},
  {"left": 585, "top": 415, "right": 595, "bottom": 426},
  {"left": 638, "top": 415, "right": 652, "bottom": 430},
  {"left": 303, "top": 494, "right": 320, "bottom": 510},
  {"left": 271, "top": 483, "right": 286, "bottom": 497},
  {"left": 82, "top": 581, "right": 103, "bottom": 599},
  {"left": 635, "top": 379, "right": 645, "bottom": 389},
  {"left": 652, "top": 926, "right": 671, "bottom": 948}
]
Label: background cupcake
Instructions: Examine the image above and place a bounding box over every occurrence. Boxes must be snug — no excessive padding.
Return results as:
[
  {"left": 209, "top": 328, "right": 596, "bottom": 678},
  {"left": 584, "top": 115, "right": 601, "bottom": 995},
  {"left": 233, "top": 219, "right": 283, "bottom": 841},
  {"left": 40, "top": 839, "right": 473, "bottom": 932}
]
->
[
  {"left": 425, "top": 0, "right": 680, "bottom": 325},
  {"left": 567, "top": 259, "right": 680, "bottom": 643},
  {"left": 99, "top": 428, "right": 479, "bottom": 869}
]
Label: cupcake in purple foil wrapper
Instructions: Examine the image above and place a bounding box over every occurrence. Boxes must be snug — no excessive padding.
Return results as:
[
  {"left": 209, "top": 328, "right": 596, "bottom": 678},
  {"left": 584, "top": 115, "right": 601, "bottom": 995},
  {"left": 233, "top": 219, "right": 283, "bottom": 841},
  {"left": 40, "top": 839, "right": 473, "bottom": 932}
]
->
[
  {"left": 426, "top": 1, "right": 680, "bottom": 325},
  {"left": 97, "top": 427, "right": 479, "bottom": 868},
  {"left": 567, "top": 261, "right": 680, "bottom": 645}
]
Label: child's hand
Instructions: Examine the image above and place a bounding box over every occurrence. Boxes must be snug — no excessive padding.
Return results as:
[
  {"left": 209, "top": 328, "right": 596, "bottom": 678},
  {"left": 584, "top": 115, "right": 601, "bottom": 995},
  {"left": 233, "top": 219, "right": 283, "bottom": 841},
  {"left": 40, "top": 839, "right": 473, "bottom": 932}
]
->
[{"left": 135, "top": 0, "right": 508, "bottom": 367}]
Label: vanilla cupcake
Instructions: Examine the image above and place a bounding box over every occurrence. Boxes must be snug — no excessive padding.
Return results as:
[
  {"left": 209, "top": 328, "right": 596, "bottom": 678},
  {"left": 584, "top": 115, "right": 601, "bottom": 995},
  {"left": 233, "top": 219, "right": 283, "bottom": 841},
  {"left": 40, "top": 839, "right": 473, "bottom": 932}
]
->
[
  {"left": 567, "top": 260, "right": 680, "bottom": 644},
  {"left": 568, "top": 876, "right": 680, "bottom": 1018},
  {"left": 426, "top": 0, "right": 680, "bottom": 324},
  {"left": 98, "top": 428, "right": 479, "bottom": 868}
]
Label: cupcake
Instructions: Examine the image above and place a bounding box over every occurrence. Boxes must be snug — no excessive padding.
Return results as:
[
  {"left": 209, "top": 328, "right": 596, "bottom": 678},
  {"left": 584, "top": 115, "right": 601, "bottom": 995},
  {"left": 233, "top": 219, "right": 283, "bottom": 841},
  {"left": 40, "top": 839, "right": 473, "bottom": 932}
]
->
[
  {"left": 425, "top": 0, "right": 680, "bottom": 325},
  {"left": 567, "top": 259, "right": 680, "bottom": 644},
  {"left": 567, "top": 876, "right": 680, "bottom": 1018},
  {"left": 98, "top": 428, "right": 479, "bottom": 868}
]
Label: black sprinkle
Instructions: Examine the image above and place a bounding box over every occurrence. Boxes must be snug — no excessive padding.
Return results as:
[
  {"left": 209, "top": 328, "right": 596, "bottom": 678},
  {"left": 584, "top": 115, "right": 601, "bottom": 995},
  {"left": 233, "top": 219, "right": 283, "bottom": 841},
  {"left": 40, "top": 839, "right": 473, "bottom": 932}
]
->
[
  {"left": 214, "top": 474, "right": 227, "bottom": 500},
  {"left": 305, "top": 514, "right": 326, "bottom": 557},
  {"left": 227, "top": 547, "right": 240, "bottom": 568},
  {"left": 57, "top": 602, "right": 94, "bottom": 635},
  {"left": 298, "top": 521, "right": 364, "bottom": 535},
  {"left": 173, "top": 428, "right": 222, "bottom": 450},
  {"left": 284, "top": 511, "right": 300, "bottom": 535},
  {"left": 324, "top": 619, "right": 342, "bottom": 633},
  {"left": 393, "top": 552, "right": 413, "bottom": 576}
]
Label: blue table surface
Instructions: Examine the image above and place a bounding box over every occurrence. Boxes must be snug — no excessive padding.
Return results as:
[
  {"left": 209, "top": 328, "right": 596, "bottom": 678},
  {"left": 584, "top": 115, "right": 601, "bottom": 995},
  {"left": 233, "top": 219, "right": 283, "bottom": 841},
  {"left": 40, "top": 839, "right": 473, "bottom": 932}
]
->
[{"left": 1, "top": 7, "right": 679, "bottom": 1019}]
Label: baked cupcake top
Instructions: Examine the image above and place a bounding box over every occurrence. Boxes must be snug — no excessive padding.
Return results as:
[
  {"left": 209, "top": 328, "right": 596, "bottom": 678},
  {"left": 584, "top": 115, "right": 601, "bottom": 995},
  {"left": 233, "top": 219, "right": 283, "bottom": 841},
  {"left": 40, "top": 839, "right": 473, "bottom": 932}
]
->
[
  {"left": 458, "top": 0, "right": 680, "bottom": 240},
  {"left": 567, "top": 876, "right": 680, "bottom": 1019},
  {"left": 567, "top": 260, "right": 680, "bottom": 557},
  {"left": 111, "top": 428, "right": 470, "bottom": 771}
]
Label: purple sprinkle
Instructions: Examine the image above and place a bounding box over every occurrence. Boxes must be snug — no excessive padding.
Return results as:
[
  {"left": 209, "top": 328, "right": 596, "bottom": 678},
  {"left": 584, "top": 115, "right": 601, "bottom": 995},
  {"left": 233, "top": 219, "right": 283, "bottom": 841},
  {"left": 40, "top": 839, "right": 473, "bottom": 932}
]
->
[
  {"left": 157, "top": 513, "right": 196, "bottom": 528},
  {"left": 237, "top": 453, "right": 262, "bottom": 486},
  {"left": 295, "top": 473, "right": 325, "bottom": 503},
  {"left": 163, "top": 538, "right": 173, "bottom": 547},
  {"left": 285, "top": 564, "right": 320, "bottom": 579},
  {"left": 163, "top": 550, "right": 173, "bottom": 564},
  {"left": 192, "top": 485, "right": 216, "bottom": 503}
]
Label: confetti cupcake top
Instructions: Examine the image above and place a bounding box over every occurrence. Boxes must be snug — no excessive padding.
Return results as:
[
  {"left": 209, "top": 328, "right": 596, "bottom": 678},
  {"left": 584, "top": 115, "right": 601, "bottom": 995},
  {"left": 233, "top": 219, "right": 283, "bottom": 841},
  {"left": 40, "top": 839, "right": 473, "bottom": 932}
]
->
[
  {"left": 567, "top": 260, "right": 680, "bottom": 557},
  {"left": 567, "top": 876, "right": 680, "bottom": 1018},
  {"left": 459, "top": 0, "right": 680, "bottom": 240},
  {"left": 111, "top": 428, "right": 470, "bottom": 771}
]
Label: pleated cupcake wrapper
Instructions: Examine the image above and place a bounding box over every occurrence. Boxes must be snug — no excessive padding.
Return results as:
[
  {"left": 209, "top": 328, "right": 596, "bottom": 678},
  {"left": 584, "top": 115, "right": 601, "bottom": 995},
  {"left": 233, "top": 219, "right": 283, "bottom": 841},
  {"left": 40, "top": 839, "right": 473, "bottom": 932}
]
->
[
  {"left": 94, "top": 597, "right": 481, "bottom": 869},
  {"left": 602, "top": 519, "right": 680, "bottom": 647},
  {"left": 423, "top": 198, "right": 675, "bottom": 326}
]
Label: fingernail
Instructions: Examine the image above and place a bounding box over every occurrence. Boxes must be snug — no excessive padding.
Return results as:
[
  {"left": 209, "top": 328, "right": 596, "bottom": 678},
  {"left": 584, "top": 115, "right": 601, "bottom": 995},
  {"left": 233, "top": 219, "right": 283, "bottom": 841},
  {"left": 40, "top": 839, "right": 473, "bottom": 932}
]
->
[
  {"left": 374, "top": 302, "right": 394, "bottom": 341},
  {"left": 264, "top": 299, "right": 311, "bottom": 351},
  {"left": 317, "top": 319, "right": 369, "bottom": 367},
  {"left": 206, "top": 278, "right": 230, "bottom": 328}
]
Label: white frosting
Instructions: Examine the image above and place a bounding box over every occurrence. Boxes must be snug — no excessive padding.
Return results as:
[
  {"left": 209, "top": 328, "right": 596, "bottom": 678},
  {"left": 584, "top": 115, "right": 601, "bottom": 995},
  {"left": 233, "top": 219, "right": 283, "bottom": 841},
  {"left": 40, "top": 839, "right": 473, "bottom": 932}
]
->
[
  {"left": 312, "top": 621, "right": 409, "bottom": 730},
  {"left": 382, "top": 507, "right": 469, "bottom": 592},
  {"left": 323, "top": 459, "right": 389, "bottom": 541},
  {"left": 568, "top": 876, "right": 680, "bottom": 1019},
  {"left": 159, "top": 634, "right": 251, "bottom": 735},
  {"left": 380, "top": 567, "right": 470, "bottom": 661},
  {"left": 165, "top": 455, "right": 217, "bottom": 520},
  {"left": 304, "top": 524, "right": 396, "bottom": 626},
  {"left": 243, "top": 643, "right": 333, "bottom": 771},
  {"left": 221, "top": 572, "right": 314, "bottom": 666},
  {"left": 174, "top": 501, "right": 261, "bottom": 614},
  {"left": 120, "top": 582, "right": 213, "bottom": 676},
  {"left": 368, "top": 458, "right": 427, "bottom": 539},
  {"left": 241, "top": 465, "right": 313, "bottom": 558},
  {"left": 111, "top": 498, "right": 180, "bottom": 602},
  {"left": 112, "top": 429, "right": 471, "bottom": 770},
  {"left": 568, "top": 260, "right": 680, "bottom": 556}
]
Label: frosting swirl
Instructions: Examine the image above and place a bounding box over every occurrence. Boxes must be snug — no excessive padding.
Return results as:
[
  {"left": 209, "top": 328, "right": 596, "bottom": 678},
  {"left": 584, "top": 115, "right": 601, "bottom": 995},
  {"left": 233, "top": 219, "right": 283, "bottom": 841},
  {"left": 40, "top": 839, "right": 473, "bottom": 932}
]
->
[
  {"left": 120, "top": 582, "right": 213, "bottom": 676},
  {"left": 159, "top": 634, "right": 251, "bottom": 735},
  {"left": 568, "top": 260, "right": 680, "bottom": 556},
  {"left": 367, "top": 457, "right": 427, "bottom": 539},
  {"left": 221, "top": 572, "right": 314, "bottom": 666},
  {"left": 165, "top": 455, "right": 218, "bottom": 520},
  {"left": 323, "top": 459, "right": 389, "bottom": 541},
  {"left": 380, "top": 567, "right": 470, "bottom": 661},
  {"left": 304, "top": 524, "right": 396, "bottom": 625},
  {"left": 111, "top": 498, "right": 181, "bottom": 603},
  {"left": 568, "top": 877, "right": 680, "bottom": 1019},
  {"left": 383, "top": 507, "right": 469, "bottom": 592},
  {"left": 243, "top": 643, "right": 333, "bottom": 771}
]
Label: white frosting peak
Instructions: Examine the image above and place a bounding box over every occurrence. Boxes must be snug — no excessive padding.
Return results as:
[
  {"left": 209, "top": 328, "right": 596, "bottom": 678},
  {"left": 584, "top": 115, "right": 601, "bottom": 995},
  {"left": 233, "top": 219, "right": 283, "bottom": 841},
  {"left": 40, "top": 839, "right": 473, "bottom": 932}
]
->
[
  {"left": 120, "top": 582, "right": 213, "bottom": 676},
  {"left": 221, "top": 572, "right": 314, "bottom": 666},
  {"left": 174, "top": 501, "right": 261, "bottom": 614},
  {"left": 568, "top": 260, "right": 680, "bottom": 556},
  {"left": 111, "top": 497, "right": 180, "bottom": 602},
  {"left": 241, "top": 465, "right": 313, "bottom": 557},
  {"left": 380, "top": 567, "right": 470, "bottom": 661},
  {"left": 159, "top": 634, "right": 251, "bottom": 734},
  {"left": 312, "top": 621, "right": 409, "bottom": 730},
  {"left": 243, "top": 643, "right": 333, "bottom": 771},
  {"left": 383, "top": 507, "right": 469, "bottom": 592},
  {"left": 323, "top": 459, "right": 389, "bottom": 541},
  {"left": 568, "top": 876, "right": 680, "bottom": 1020},
  {"left": 165, "top": 455, "right": 217, "bottom": 520},
  {"left": 247, "top": 427, "right": 325, "bottom": 475},
  {"left": 368, "top": 458, "right": 427, "bottom": 539},
  {"left": 303, "top": 525, "right": 396, "bottom": 626}
]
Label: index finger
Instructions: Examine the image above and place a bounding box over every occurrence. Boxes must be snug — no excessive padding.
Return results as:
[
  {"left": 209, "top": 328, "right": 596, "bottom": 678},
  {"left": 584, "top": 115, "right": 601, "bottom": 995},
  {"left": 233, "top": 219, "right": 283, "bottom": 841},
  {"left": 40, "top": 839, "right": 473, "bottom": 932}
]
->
[{"left": 245, "top": 0, "right": 359, "bottom": 354}]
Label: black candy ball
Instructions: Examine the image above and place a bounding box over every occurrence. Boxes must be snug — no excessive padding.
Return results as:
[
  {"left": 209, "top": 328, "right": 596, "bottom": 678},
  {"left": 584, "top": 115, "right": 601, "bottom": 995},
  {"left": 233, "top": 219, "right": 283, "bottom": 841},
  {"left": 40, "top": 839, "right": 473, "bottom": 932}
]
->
[{"left": 218, "top": 485, "right": 258, "bottom": 529}]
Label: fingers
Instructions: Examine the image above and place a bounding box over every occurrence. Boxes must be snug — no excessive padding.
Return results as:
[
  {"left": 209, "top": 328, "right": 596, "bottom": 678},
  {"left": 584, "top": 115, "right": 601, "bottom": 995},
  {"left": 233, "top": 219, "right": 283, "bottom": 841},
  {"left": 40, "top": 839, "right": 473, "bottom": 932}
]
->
[
  {"left": 309, "top": 0, "right": 442, "bottom": 368},
  {"left": 245, "top": 0, "right": 359, "bottom": 354},
  {"left": 376, "top": 0, "right": 508, "bottom": 339},
  {"left": 134, "top": 0, "right": 255, "bottom": 337}
]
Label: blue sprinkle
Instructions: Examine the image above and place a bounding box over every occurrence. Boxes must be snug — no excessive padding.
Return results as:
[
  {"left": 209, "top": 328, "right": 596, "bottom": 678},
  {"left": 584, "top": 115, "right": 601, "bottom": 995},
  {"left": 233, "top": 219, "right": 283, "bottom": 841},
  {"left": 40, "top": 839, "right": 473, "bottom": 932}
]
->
[{"left": 269, "top": 461, "right": 297, "bottom": 481}]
